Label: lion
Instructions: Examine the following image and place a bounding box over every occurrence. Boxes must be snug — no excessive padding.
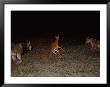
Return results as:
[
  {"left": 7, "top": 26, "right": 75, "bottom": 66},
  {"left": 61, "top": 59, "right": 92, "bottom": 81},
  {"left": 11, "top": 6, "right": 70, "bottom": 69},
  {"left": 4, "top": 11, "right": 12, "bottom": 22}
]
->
[
  {"left": 85, "top": 36, "right": 100, "bottom": 50},
  {"left": 11, "top": 40, "right": 32, "bottom": 64}
]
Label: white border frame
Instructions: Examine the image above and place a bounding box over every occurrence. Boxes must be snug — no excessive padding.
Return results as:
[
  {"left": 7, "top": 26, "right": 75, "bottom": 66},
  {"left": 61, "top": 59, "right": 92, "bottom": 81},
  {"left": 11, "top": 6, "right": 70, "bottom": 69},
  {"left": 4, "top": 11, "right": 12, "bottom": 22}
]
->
[{"left": 4, "top": 4, "right": 107, "bottom": 84}]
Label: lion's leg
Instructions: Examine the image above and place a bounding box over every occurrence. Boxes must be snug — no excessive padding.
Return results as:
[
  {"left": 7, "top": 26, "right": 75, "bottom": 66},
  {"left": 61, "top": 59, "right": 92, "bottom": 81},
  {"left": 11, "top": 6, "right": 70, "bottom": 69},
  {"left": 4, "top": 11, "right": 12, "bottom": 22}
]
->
[
  {"left": 91, "top": 43, "right": 97, "bottom": 50},
  {"left": 16, "top": 53, "right": 22, "bottom": 64},
  {"left": 12, "top": 55, "right": 16, "bottom": 61},
  {"left": 11, "top": 52, "right": 17, "bottom": 61}
]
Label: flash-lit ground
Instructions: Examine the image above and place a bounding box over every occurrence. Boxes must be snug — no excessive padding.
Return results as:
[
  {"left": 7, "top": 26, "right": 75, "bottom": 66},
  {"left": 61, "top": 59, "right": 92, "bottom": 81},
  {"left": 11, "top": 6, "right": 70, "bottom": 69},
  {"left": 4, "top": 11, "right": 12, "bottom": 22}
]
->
[{"left": 11, "top": 38, "right": 100, "bottom": 77}]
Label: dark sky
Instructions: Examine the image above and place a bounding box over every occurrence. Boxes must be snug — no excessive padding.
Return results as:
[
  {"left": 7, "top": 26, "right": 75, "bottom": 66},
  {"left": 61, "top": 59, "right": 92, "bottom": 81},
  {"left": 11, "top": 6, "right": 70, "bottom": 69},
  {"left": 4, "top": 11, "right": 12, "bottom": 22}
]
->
[{"left": 11, "top": 11, "right": 100, "bottom": 40}]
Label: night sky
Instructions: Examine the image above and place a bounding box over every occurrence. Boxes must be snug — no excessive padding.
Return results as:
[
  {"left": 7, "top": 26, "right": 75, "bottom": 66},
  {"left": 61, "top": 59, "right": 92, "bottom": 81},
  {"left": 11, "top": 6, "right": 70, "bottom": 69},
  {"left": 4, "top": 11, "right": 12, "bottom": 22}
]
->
[{"left": 11, "top": 11, "right": 100, "bottom": 42}]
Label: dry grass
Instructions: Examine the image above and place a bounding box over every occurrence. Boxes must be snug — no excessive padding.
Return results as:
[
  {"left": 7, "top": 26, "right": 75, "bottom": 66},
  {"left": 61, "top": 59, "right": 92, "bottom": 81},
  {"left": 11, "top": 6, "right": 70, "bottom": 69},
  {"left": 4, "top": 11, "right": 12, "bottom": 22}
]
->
[{"left": 11, "top": 39, "right": 100, "bottom": 77}]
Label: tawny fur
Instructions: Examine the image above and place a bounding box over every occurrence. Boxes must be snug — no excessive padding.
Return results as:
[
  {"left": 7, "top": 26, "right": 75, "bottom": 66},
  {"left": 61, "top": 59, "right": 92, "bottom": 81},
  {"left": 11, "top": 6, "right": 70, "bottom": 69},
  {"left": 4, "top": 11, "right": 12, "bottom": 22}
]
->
[
  {"left": 85, "top": 36, "right": 100, "bottom": 50},
  {"left": 11, "top": 43, "right": 23, "bottom": 64},
  {"left": 51, "top": 35, "right": 63, "bottom": 55},
  {"left": 11, "top": 41, "right": 32, "bottom": 64}
]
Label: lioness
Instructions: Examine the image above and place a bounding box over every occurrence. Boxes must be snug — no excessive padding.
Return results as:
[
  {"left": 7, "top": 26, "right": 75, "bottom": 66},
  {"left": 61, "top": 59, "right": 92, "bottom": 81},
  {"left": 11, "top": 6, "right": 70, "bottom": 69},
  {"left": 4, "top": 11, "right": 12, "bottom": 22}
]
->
[
  {"left": 11, "top": 40, "right": 32, "bottom": 64},
  {"left": 85, "top": 36, "right": 100, "bottom": 50}
]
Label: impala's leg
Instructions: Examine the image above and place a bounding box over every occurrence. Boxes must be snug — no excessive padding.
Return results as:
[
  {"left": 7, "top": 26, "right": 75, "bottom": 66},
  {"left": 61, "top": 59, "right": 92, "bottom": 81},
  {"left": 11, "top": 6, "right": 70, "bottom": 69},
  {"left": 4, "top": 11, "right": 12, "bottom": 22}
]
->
[
  {"left": 52, "top": 49, "right": 57, "bottom": 55},
  {"left": 59, "top": 47, "right": 64, "bottom": 51},
  {"left": 56, "top": 49, "right": 60, "bottom": 55}
]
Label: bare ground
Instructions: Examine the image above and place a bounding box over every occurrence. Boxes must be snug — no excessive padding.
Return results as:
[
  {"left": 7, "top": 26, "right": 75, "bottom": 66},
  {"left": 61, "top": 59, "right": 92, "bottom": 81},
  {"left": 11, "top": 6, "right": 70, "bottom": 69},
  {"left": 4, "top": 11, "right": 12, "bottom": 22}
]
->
[{"left": 11, "top": 39, "right": 100, "bottom": 77}]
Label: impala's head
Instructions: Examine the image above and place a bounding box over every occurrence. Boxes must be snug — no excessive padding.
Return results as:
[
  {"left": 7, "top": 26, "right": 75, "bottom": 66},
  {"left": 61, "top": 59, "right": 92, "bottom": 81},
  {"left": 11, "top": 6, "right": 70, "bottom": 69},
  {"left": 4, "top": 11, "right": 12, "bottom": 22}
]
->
[{"left": 55, "top": 34, "right": 59, "bottom": 40}]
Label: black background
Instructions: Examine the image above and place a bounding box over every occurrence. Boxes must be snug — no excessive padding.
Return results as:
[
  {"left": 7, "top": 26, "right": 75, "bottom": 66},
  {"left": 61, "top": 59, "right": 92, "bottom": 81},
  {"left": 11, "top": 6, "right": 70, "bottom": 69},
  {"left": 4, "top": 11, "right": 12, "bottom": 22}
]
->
[{"left": 11, "top": 11, "right": 100, "bottom": 42}]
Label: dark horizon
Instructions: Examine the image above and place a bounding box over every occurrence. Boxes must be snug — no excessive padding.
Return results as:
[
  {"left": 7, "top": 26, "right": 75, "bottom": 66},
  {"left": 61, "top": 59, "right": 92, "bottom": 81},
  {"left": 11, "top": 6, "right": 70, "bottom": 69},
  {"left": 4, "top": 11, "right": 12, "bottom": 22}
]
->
[{"left": 11, "top": 11, "right": 100, "bottom": 41}]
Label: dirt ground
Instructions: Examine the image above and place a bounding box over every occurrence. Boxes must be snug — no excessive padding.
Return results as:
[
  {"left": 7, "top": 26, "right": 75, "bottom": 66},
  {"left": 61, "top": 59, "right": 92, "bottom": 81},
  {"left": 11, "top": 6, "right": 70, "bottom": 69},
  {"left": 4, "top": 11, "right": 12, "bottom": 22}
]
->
[{"left": 11, "top": 38, "right": 100, "bottom": 77}]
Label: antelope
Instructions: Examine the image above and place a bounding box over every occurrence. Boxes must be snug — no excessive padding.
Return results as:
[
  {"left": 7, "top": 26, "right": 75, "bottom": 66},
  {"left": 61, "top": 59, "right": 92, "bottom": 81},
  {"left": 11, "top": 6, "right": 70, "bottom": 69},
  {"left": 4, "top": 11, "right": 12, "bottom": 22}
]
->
[{"left": 51, "top": 34, "right": 64, "bottom": 55}]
